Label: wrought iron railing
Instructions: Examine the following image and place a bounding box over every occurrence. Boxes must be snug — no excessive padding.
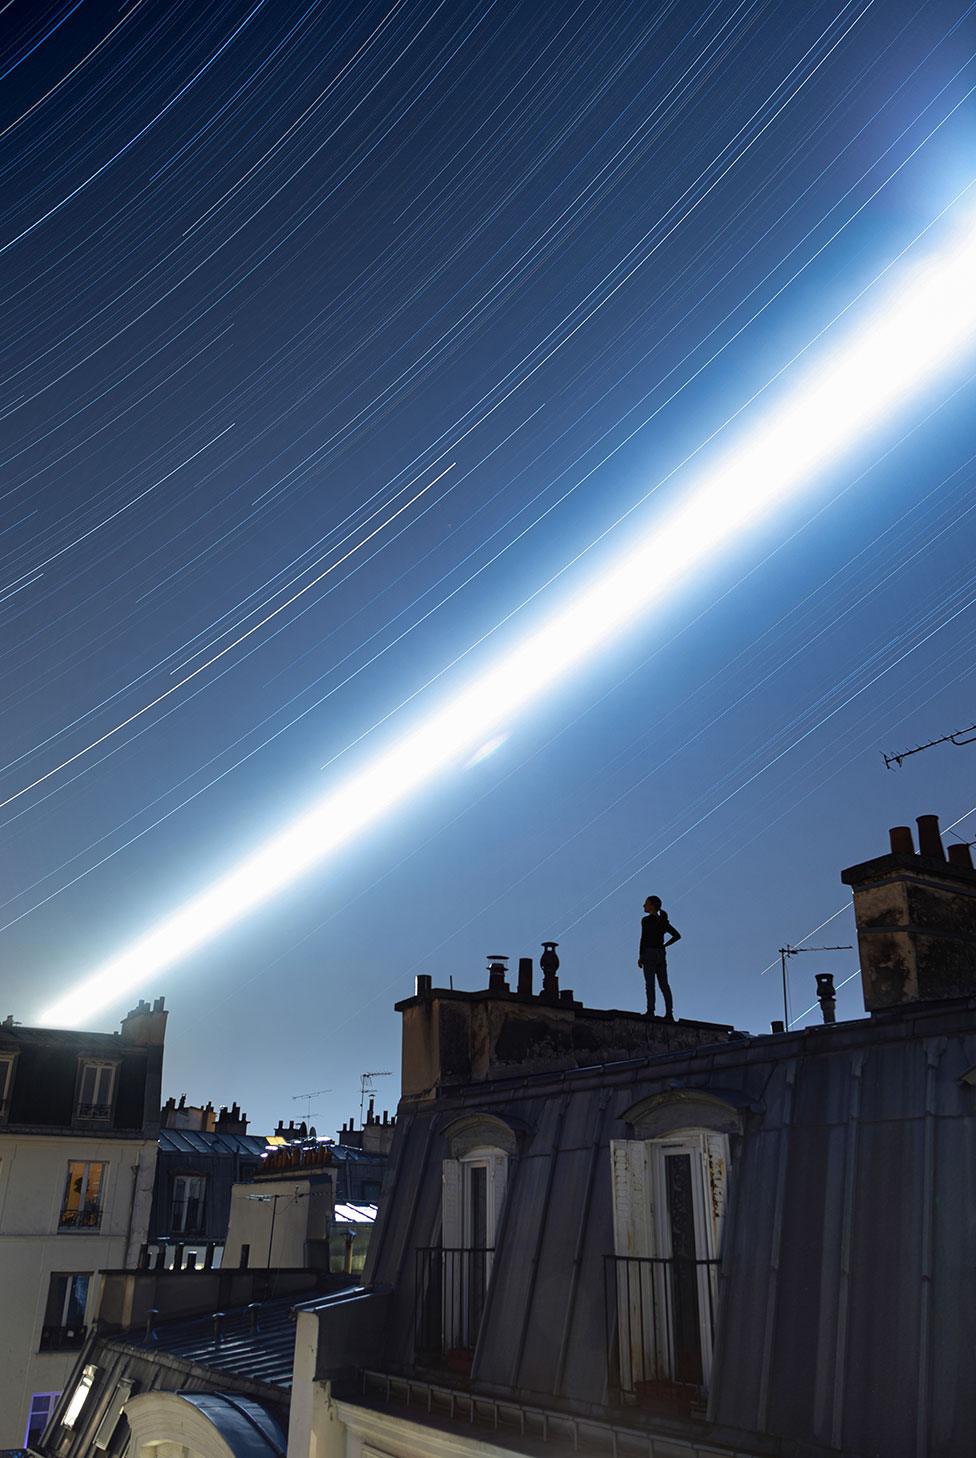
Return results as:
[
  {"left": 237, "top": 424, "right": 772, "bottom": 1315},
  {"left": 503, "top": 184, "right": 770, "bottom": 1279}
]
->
[
  {"left": 415, "top": 1247, "right": 494, "bottom": 1363},
  {"left": 58, "top": 1207, "right": 102, "bottom": 1230},
  {"left": 74, "top": 1102, "right": 112, "bottom": 1120},
  {"left": 39, "top": 1323, "right": 87, "bottom": 1352},
  {"left": 604, "top": 1254, "right": 720, "bottom": 1409}
]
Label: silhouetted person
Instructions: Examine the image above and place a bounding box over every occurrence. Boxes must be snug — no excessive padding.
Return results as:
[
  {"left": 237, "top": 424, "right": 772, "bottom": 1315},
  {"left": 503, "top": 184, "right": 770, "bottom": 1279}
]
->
[{"left": 639, "top": 895, "right": 680, "bottom": 1019}]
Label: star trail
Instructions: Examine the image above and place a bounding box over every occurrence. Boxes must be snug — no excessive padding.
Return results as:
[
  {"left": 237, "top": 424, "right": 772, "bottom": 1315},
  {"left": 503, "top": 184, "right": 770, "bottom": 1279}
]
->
[{"left": 4, "top": 1, "right": 976, "bottom": 1122}]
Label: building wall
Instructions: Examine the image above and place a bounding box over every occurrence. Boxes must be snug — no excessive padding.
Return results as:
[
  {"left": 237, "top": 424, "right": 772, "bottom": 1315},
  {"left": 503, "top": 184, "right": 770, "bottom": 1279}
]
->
[
  {"left": 223, "top": 1176, "right": 333, "bottom": 1270},
  {"left": 0, "top": 1132, "right": 156, "bottom": 1448}
]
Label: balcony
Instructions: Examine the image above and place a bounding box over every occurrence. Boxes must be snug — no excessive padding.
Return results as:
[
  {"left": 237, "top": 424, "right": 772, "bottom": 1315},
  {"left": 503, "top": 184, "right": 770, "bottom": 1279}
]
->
[
  {"left": 604, "top": 1254, "right": 720, "bottom": 1416},
  {"left": 58, "top": 1207, "right": 102, "bottom": 1231},
  {"left": 39, "top": 1323, "right": 87, "bottom": 1352},
  {"left": 415, "top": 1247, "right": 493, "bottom": 1373}
]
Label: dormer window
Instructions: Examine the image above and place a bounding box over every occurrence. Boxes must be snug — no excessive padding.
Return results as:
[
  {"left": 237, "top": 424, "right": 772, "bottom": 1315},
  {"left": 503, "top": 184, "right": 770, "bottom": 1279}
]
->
[
  {"left": 417, "top": 1114, "right": 520, "bottom": 1366},
  {"left": 74, "top": 1060, "right": 118, "bottom": 1123}
]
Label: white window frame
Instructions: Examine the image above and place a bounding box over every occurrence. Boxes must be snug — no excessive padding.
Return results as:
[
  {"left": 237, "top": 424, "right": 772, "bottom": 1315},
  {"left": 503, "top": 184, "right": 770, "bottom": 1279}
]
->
[
  {"left": 610, "top": 1130, "right": 728, "bottom": 1394},
  {"left": 439, "top": 1146, "right": 509, "bottom": 1352},
  {"left": 75, "top": 1060, "right": 118, "bottom": 1121},
  {"left": 170, "top": 1173, "right": 207, "bottom": 1234},
  {"left": 24, "top": 1392, "right": 60, "bottom": 1447},
  {"left": 59, "top": 1160, "right": 108, "bottom": 1231}
]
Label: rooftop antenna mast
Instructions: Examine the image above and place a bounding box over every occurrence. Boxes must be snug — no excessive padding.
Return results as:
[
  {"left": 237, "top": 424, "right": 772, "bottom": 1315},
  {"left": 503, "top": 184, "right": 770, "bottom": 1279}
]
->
[
  {"left": 292, "top": 1088, "right": 332, "bottom": 1127},
  {"left": 778, "top": 945, "right": 852, "bottom": 1029},
  {"left": 884, "top": 720, "right": 976, "bottom": 769},
  {"left": 360, "top": 1071, "right": 391, "bottom": 1125}
]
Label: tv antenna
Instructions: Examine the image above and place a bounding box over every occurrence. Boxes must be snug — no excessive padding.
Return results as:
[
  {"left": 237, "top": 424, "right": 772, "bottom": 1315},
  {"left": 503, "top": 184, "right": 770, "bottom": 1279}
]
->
[
  {"left": 292, "top": 1088, "right": 332, "bottom": 1126},
  {"left": 360, "top": 1071, "right": 392, "bottom": 1124},
  {"left": 884, "top": 720, "right": 976, "bottom": 769},
  {"left": 778, "top": 945, "right": 852, "bottom": 1029}
]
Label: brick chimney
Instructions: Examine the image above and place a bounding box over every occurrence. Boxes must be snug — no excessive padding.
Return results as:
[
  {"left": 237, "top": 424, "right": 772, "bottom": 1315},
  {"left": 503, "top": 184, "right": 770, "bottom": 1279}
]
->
[{"left": 841, "top": 815, "right": 976, "bottom": 1011}]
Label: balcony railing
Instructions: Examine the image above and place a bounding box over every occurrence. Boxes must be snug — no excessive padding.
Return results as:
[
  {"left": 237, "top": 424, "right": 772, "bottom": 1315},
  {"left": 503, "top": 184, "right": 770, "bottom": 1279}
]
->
[
  {"left": 39, "top": 1323, "right": 87, "bottom": 1352},
  {"left": 415, "top": 1247, "right": 494, "bottom": 1369},
  {"left": 74, "top": 1102, "right": 112, "bottom": 1120},
  {"left": 58, "top": 1207, "right": 102, "bottom": 1231},
  {"left": 604, "top": 1254, "right": 720, "bottom": 1413}
]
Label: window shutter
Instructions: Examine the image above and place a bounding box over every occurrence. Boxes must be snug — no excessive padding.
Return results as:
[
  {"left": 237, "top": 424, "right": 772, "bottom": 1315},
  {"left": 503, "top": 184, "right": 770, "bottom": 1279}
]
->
[
  {"left": 487, "top": 1152, "right": 508, "bottom": 1244},
  {"left": 702, "top": 1132, "right": 729, "bottom": 1256},
  {"left": 441, "top": 1158, "right": 462, "bottom": 1247},
  {"left": 610, "top": 1140, "right": 655, "bottom": 1257}
]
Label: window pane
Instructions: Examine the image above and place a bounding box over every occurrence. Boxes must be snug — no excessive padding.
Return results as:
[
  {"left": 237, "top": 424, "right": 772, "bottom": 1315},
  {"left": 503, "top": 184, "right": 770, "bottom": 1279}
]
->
[
  {"left": 44, "top": 1275, "right": 68, "bottom": 1326},
  {"left": 62, "top": 1163, "right": 85, "bottom": 1220},
  {"left": 66, "top": 1274, "right": 89, "bottom": 1327},
  {"left": 85, "top": 1161, "right": 104, "bottom": 1207},
  {"left": 469, "top": 1166, "right": 488, "bottom": 1250},
  {"left": 664, "top": 1152, "right": 703, "bottom": 1386},
  {"left": 26, "top": 1393, "right": 58, "bottom": 1446},
  {"left": 80, "top": 1064, "right": 96, "bottom": 1105}
]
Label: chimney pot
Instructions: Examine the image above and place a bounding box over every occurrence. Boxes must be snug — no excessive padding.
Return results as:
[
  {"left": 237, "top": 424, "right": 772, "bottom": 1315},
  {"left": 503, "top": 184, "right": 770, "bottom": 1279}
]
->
[
  {"left": 889, "top": 825, "right": 915, "bottom": 855},
  {"left": 487, "top": 955, "right": 509, "bottom": 992},
  {"left": 540, "top": 941, "right": 560, "bottom": 999},
  {"left": 815, "top": 972, "right": 837, "bottom": 1024},
  {"left": 559, "top": 988, "right": 574, "bottom": 1005},
  {"left": 947, "top": 842, "right": 974, "bottom": 871},
  {"left": 916, "top": 814, "right": 946, "bottom": 860},
  {"left": 415, "top": 973, "right": 432, "bottom": 997},
  {"left": 770, "top": 1019, "right": 785, "bottom": 1034},
  {"left": 517, "top": 957, "right": 533, "bottom": 996}
]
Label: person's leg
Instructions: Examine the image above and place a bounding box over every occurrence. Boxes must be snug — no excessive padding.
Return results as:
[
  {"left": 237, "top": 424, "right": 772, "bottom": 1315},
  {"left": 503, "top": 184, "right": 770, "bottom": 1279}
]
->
[
  {"left": 657, "top": 962, "right": 674, "bottom": 1019},
  {"left": 642, "top": 964, "right": 656, "bottom": 1016}
]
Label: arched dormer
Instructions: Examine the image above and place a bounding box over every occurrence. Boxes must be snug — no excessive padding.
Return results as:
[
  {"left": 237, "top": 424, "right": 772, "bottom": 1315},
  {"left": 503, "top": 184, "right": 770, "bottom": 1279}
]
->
[
  {"left": 608, "top": 1088, "right": 757, "bottom": 1400},
  {"left": 124, "top": 1391, "right": 286, "bottom": 1458}
]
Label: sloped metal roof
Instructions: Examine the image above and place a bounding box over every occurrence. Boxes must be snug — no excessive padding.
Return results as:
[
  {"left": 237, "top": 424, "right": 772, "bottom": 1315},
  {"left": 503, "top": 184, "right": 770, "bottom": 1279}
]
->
[
  {"left": 158, "top": 1127, "right": 270, "bottom": 1157},
  {"left": 132, "top": 1289, "right": 318, "bottom": 1389},
  {"left": 358, "top": 998, "right": 976, "bottom": 1457},
  {"left": 334, "top": 1202, "right": 378, "bottom": 1224},
  {"left": 174, "top": 1394, "right": 286, "bottom": 1457}
]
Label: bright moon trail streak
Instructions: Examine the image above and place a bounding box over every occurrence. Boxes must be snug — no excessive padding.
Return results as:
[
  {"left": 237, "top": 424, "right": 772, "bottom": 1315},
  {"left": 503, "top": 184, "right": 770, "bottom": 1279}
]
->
[{"left": 40, "top": 211, "right": 976, "bottom": 1028}]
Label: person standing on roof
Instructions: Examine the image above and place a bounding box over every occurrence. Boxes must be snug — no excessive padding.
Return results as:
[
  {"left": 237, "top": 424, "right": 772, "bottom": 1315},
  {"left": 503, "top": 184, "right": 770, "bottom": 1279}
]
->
[{"left": 639, "top": 896, "right": 681, "bottom": 1020}]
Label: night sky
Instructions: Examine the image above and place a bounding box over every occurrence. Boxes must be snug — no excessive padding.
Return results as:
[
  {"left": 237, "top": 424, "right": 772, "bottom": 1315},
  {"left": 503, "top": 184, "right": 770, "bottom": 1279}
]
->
[{"left": 4, "top": 0, "right": 976, "bottom": 1137}]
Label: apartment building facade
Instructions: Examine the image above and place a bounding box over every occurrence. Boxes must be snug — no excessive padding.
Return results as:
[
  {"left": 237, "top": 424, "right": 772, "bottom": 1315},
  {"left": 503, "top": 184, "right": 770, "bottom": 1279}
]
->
[{"left": 0, "top": 998, "right": 165, "bottom": 1450}]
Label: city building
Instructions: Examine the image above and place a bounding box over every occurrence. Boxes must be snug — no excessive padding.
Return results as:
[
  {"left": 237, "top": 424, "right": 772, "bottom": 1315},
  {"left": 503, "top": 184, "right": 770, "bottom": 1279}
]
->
[
  {"left": 37, "top": 813, "right": 976, "bottom": 1457},
  {"left": 0, "top": 998, "right": 165, "bottom": 1452},
  {"left": 146, "top": 1096, "right": 268, "bottom": 1270}
]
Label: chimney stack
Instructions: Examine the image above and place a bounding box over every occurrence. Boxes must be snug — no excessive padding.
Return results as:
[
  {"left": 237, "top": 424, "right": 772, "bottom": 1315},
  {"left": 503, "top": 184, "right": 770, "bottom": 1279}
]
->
[
  {"left": 517, "top": 957, "right": 533, "bottom": 996},
  {"left": 487, "top": 956, "right": 509, "bottom": 993},
  {"left": 842, "top": 813, "right": 976, "bottom": 1011},
  {"left": 120, "top": 996, "right": 167, "bottom": 1045}
]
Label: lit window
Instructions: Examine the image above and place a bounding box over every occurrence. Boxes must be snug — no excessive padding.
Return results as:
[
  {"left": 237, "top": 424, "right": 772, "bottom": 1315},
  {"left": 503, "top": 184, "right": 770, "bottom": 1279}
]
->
[
  {"left": 170, "top": 1174, "right": 207, "bottom": 1234},
  {"left": 40, "top": 1272, "right": 90, "bottom": 1349},
  {"left": 75, "top": 1060, "right": 117, "bottom": 1120},
  {"left": 609, "top": 1130, "right": 728, "bottom": 1397},
  {"left": 59, "top": 1161, "right": 106, "bottom": 1230},
  {"left": 0, "top": 1053, "right": 15, "bottom": 1117},
  {"left": 62, "top": 1363, "right": 98, "bottom": 1428},
  {"left": 25, "top": 1392, "right": 59, "bottom": 1447}
]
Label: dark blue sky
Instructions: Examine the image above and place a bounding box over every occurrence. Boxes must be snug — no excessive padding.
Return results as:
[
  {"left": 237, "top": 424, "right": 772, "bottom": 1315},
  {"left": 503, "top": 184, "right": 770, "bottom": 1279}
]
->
[{"left": 3, "top": 0, "right": 976, "bottom": 1135}]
